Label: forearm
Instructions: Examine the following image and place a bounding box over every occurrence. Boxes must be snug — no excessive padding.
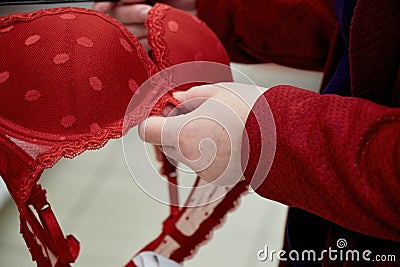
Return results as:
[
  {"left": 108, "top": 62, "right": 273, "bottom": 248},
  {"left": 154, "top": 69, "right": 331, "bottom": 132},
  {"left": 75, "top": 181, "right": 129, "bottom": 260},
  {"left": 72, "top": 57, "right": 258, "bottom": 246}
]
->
[{"left": 242, "top": 85, "right": 400, "bottom": 240}]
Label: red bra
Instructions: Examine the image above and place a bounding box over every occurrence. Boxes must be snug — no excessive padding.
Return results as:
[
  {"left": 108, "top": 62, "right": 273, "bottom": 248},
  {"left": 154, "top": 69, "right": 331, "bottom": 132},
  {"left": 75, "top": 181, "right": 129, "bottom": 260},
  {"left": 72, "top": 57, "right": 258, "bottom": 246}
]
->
[{"left": 0, "top": 4, "right": 248, "bottom": 267}]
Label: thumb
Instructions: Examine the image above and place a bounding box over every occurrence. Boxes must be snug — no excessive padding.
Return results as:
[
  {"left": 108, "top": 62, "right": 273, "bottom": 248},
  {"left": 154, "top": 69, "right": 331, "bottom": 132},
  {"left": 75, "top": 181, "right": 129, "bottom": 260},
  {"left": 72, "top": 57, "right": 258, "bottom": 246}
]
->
[
  {"left": 138, "top": 115, "right": 183, "bottom": 147},
  {"left": 138, "top": 116, "right": 166, "bottom": 145}
]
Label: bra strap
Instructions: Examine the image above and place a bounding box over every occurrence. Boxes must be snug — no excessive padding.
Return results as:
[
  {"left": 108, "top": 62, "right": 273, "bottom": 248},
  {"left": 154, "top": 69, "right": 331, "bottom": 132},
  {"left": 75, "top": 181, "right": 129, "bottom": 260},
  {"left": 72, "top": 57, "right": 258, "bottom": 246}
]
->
[{"left": 24, "top": 184, "right": 80, "bottom": 266}]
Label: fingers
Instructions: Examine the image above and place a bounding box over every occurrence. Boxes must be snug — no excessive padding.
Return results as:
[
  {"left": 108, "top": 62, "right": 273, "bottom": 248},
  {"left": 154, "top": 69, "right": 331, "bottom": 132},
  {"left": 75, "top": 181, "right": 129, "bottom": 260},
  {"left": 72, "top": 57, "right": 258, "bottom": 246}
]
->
[
  {"left": 139, "top": 115, "right": 215, "bottom": 173},
  {"left": 175, "top": 85, "right": 216, "bottom": 101},
  {"left": 108, "top": 4, "right": 151, "bottom": 24},
  {"left": 125, "top": 24, "right": 148, "bottom": 39},
  {"left": 93, "top": 0, "right": 146, "bottom": 12},
  {"left": 93, "top": 2, "right": 116, "bottom": 13},
  {"left": 93, "top": 1, "right": 151, "bottom": 51},
  {"left": 93, "top": 0, "right": 151, "bottom": 52},
  {"left": 138, "top": 115, "right": 192, "bottom": 171},
  {"left": 173, "top": 85, "right": 219, "bottom": 112},
  {"left": 125, "top": 25, "right": 149, "bottom": 49},
  {"left": 139, "top": 38, "right": 151, "bottom": 52},
  {"left": 119, "top": 0, "right": 148, "bottom": 3},
  {"left": 93, "top": 2, "right": 151, "bottom": 24},
  {"left": 161, "top": 104, "right": 182, "bottom": 117},
  {"left": 138, "top": 116, "right": 165, "bottom": 145},
  {"left": 138, "top": 116, "right": 182, "bottom": 147}
]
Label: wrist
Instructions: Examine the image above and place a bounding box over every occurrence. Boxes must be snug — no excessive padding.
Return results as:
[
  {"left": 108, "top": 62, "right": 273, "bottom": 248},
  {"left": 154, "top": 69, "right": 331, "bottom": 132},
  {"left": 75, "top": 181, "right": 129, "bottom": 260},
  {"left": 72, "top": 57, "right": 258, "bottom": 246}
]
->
[{"left": 214, "top": 82, "right": 269, "bottom": 123}]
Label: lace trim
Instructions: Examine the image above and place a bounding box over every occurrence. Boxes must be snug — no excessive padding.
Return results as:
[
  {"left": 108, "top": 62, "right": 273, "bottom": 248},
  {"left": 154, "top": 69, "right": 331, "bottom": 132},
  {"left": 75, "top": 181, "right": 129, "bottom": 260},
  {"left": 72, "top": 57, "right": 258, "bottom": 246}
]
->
[
  {"left": 146, "top": 4, "right": 173, "bottom": 70},
  {"left": 133, "top": 180, "right": 249, "bottom": 263},
  {"left": 0, "top": 7, "right": 158, "bottom": 145},
  {"left": 1, "top": 6, "right": 154, "bottom": 88},
  {"left": 178, "top": 181, "right": 249, "bottom": 262},
  {"left": 145, "top": 4, "right": 188, "bottom": 113},
  {"left": 2, "top": 6, "right": 239, "bottom": 266},
  {"left": 12, "top": 102, "right": 179, "bottom": 210},
  {"left": 13, "top": 119, "right": 116, "bottom": 206},
  {"left": 0, "top": 6, "right": 162, "bottom": 205}
]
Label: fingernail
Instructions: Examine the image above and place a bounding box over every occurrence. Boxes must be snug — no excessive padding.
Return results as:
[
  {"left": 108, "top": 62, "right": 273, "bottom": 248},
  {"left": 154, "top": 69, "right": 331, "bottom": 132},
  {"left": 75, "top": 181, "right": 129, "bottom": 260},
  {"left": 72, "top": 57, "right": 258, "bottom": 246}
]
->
[
  {"left": 172, "top": 91, "right": 185, "bottom": 101},
  {"left": 140, "top": 6, "right": 152, "bottom": 19}
]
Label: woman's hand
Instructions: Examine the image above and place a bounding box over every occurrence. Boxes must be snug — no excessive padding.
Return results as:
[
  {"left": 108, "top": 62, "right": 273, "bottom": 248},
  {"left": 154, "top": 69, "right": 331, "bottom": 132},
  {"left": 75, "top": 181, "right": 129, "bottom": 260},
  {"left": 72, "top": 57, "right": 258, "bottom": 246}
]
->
[
  {"left": 138, "top": 82, "right": 267, "bottom": 185},
  {"left": 157, "top": 0, "right": 197, "bottom": 15},
  {"left": 93, "top": 0, "right": 152, "bottom": 51},
  {"left": 93, "top": 0, "right": 197, "bottom": 51}
]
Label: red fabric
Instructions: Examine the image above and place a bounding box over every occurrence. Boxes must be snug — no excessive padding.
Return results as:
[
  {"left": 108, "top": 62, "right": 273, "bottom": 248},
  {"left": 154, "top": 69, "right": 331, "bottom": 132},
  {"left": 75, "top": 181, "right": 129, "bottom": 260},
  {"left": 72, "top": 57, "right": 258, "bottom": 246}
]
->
[
  {"left": 125, "top": 179, "right": 248, "bottom": 267},
  {"left": 244, "top": 86, "right": 400, "bottom": 240},
  {"left": 0, "top": 4, "right": 235, "bottom": 267},
  {"left": 25, "top": 185, "right": 80, "bottom": 265},
  {"left": 147, "top": 4, "right": 229, "bottom": 69},
  {"left": 349, "top": 0, "right": 400, "bottom": 106},
  {"left": 197, "top": 0, "right": 338, "bottom": 71},
  {"left": 241, "top": 0, "right": 400, "bottom": 265}
]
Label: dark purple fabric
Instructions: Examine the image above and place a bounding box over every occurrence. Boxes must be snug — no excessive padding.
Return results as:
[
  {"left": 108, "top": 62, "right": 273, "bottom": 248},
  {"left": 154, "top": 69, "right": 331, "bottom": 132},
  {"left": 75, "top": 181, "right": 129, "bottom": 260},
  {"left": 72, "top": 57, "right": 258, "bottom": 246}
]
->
[{"left": 321, "top": 0, "right": 357, "bottom": 96}]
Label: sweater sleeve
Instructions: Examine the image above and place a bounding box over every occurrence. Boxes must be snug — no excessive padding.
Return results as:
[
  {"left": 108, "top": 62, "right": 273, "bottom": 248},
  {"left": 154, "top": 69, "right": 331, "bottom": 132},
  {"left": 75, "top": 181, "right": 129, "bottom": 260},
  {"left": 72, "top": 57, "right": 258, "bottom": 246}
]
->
[
  {"left": 196, "top": 0, "right": 337, "bottom": 71},
  {"left": 242, "top": 85, "right": 400, "bottom": 241}
]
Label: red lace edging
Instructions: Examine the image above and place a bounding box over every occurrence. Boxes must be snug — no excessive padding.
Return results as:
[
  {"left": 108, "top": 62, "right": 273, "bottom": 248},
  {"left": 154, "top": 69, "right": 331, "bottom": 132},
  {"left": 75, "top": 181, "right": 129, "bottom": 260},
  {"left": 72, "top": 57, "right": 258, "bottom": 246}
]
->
[
  {"left": 0, "top": 6, "right": 160, "bottom": 205},
  {"left": 126, "top": 180, "right": 249, "bottom": 266},
  {"left": 146, "top": 4, "right": 173, "bottom": 70}
]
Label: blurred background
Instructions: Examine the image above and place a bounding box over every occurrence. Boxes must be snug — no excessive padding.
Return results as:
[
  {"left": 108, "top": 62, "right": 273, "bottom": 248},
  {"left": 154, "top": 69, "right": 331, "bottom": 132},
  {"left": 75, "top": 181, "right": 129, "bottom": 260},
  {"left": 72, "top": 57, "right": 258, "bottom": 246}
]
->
[{"left": 0, "top": 2, "right": 323, "bottom": 266}]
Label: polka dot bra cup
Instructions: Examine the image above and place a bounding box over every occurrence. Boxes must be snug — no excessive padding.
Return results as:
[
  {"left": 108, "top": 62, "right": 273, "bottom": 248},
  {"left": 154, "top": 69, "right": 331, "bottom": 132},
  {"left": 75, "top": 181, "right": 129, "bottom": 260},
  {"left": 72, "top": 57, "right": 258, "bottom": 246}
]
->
[{"left": 0, "top": 4, "right": 248, "bottom": 267}]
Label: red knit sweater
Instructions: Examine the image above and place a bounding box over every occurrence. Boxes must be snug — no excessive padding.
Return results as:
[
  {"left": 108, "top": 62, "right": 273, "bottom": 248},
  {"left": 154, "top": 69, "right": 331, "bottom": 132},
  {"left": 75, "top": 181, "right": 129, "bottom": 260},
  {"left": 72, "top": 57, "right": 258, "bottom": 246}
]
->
[
  {"left": 198, "top": 0, "right": 400, "bottom": 265},
  {"left": 241, "top": 0, "right": 400, "bottom": 238},
  {"left": 244, "top": 85, "right": 400, "bottom": 241}
]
